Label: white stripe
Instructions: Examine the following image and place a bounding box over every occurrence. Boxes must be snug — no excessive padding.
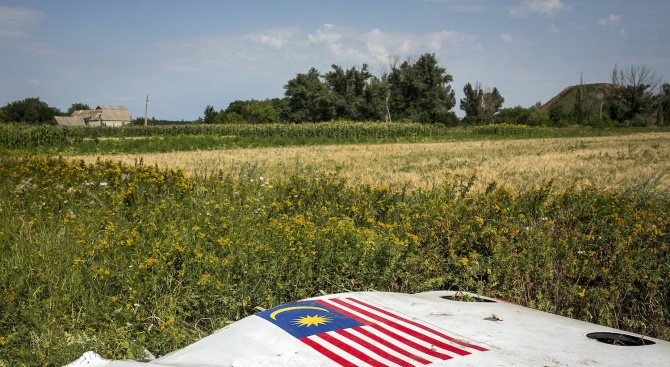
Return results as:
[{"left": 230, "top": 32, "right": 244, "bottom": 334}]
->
[
  {"left": 327, "top": 330, "right": 405, "bottom": 367},
  {"left": 316, "top": 327, "right": 442, "bottom": 367},
  {"left": 347, "top": 326, "right": 440, "bottom": 366},
  {"left": 304, "top": 332, "right": 376, "bottom": 367},
  {"left": 304, "top": 297, "right": 487, "bottom": 366},
  {"left": 369, "top": 321, "right": 464, "bottom": 360},
  {"left": 320, "top": 299, "right": 450, "bottom": 355},
  {"left": 328, "top": 298, "right": 486, "bottom": 354}
]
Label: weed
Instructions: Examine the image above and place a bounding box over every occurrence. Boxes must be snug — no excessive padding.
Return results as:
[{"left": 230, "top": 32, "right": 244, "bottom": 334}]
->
[{"left": 0, "top": 154, "right": 668, "bottom": 366}]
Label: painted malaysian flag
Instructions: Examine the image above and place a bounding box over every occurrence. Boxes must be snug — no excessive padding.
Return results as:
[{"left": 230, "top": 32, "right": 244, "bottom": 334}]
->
[{"left": 257, "top": 296, "right": 488, "bottom": 367}]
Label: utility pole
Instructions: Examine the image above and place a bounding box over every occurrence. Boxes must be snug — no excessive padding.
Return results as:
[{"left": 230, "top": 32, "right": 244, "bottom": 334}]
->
[
  {"left": 144, "top": 94, "right": 149, "bottom": 126},
  {"left": 385, "top": 91, "right": 392, "bottom": 123},
  {"left": 598, "top": 92, "right": 603, "bottom": 123}
]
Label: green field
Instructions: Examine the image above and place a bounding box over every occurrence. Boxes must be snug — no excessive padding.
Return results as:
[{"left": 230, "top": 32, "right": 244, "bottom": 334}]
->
[
  {"left": 1, "top": 124, "right": 669, "bottom": 366},
  {"left": 0, "top": 122, "right": 611, "bottom": 155}
]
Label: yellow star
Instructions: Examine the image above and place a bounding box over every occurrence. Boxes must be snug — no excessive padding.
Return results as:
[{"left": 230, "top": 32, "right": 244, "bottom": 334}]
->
[{"left": 293, "top": 314, "right": 331, "bottom": 327}]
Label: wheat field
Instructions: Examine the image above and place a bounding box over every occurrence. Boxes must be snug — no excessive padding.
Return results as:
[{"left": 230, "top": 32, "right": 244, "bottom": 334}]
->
[{"left": 73, "top": 132, "right": 670, "bottom": 191}]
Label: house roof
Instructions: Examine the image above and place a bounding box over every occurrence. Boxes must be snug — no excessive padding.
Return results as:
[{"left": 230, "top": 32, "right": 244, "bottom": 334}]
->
[
  {"left": 91, "top": 106, "right": 132, "bottom": 122},
  {"left": 71, "top": 110, "right": 96, "bottom": 119},
  {"left": 54, "top": 116, "right": 87, "bottom": 126},
  {"left": 70, "top": 106, "right": 133, "bottom": 124}
]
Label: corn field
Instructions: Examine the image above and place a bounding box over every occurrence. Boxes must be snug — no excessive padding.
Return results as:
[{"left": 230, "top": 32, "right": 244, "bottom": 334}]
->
[{"left": 0, "top": 122, "right": 561, "bottom": 151}]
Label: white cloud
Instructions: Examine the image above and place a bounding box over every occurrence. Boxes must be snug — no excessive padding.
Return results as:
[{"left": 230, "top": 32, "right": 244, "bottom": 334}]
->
[
  {"left": 500, "top": 33, "right": 514, "bottom": 43},
  {"left": 547, "top": 23, "right": 561, "bottom": 34},
  {"left": 158, "top": 33, "right": 253, "bottom": 74},
  {"left": 448, "top": 4, "right": 487, "bottom": 13},
  {"left": 27, "top": 78, "right": 41, "bottom": 86},
  {"left": 0, "top": 6, "right": 45, "bottom": 40},
  {"left": 597, "top": 14, "right": 627, "bottom": 40},
  {"left": 159, "top": 25, "right": 476, "bottom": 76},
  {"left": 19, "top": 41, "right": 81, "bottom": 59},
  {"left": 619, "top": 29, "right": 628, "bottom": 39},
  {"left": 427, "top": 30, "right": 472, "bottom": 49},
  {"left": 305, "top": 25, "right": 369, "bottom": 62},
  {"left": 510, "top": 0, "right": 567, "bottom": 17},
  {"left": 597, "top": 14, "right": 621, "bottom": 26},
  {"left": 360, "top": 28, "right": 476, "bottom": 64},
  {"left": 245, "top": 28, "right": 300, "bottom": 49},
  {"left": 415, "top": 0, "right": 490, "bottom": 13},
  {"left": 307, "top": 25, "right": 343, "bottom": 46}
]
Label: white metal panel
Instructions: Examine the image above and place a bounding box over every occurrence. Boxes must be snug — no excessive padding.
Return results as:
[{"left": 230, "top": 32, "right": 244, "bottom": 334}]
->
[{"left": 63, "top": 291, "right": 670, "bottom": 367}]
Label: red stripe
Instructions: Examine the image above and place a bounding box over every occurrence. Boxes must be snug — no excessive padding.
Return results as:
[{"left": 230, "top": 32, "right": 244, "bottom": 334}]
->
[
  {"left": 326, "top": 298, "right": 471, "bottom": 356},
  {"left": 315, "top": 299, "right": 368, "bottom": 324},
  {"left": 318, "top": 332, "right": 390, "bottom": 367},
  {"left": 347, "top": 297, "right": 488, "bottom": 352},
  {"left": 300, "top": 337, "right": 357, "bottom": 367},
  {"left": 369, "top": 323, "right": 453, "bottom": 360},
  {"left": 315, "top": 299, "right": 451, "bottom": 360},
  {"left": 355, "top": 326, "right": 432, "bottom": 365},
  {"left": 336, "top": 328, "right": 417, "bottom": 367}
]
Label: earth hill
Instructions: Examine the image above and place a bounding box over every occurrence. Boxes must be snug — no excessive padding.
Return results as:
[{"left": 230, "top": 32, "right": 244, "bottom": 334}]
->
[{"left": 539, "top": 83, "right": 616, "bottom": 114}]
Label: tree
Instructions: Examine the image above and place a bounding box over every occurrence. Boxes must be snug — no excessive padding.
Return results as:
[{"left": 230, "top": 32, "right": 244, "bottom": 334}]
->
[
  {"left": 528, "top": 108, "right": 550, "bottom": 126},
  {"left": 459, "top": 82, "right": 504, "bottom": 124},
  {"left": 573, "top": 72, "right": 588, "bottom": 125},
  {"left": 608, "top": 64, "right": 660, "bottom": 123},
  {"left": 283, "top": 68, "right": 333, "bottom": 123},
  {"left": 387, "top": 53, "right": 456, "bottom": 123},
  {"left": 658, "top": 83, "right": 670, "bottom": 126},
  {"left": 203, "top": 105, "right": 217, "bottom": 124},
  {"left": 216, "top": 111, "right": 246, "bottom": 124},
  {"left": 459, "top": 83, "right": 483, "bottom": 122},
  {"left": 495, "top": 106, "right": 532, "bottom": 125},
  {"left": 66, "top": 103, "right": 91, "bottom": 115},
  {"left": 548, "top": 104, "right": 571, "bottom": 127},
  {"left": 224, "top": 99, "right": 281, "bottom": 124},
  {"left": 481, "top": 87, "right": 504, "bottom": 118},
  {"left": 363, "top": 76, "right": 390, "bottom": 122},
  {"left": 1, "top": 97, "right": 61, "bottom": 124},
  {"left": 324, "top": 64, "right": 374, "bottom": 121}
]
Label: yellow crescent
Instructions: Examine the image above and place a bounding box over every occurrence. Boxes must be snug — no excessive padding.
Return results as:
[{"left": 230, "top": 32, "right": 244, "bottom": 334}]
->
[{"left": 270, "top": 306, "right": 329, "bottom": 320}]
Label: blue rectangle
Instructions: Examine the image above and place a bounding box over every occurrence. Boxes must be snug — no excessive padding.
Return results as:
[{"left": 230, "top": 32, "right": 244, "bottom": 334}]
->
[{"left": 256, "top": 300, "right": 365, "bottom": 338}]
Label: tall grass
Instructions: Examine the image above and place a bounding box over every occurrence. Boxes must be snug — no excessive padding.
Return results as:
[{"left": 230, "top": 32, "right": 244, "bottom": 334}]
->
[
  {"left": 0, "top": 123, "right": 600, "bottom": 154},
  {"left": 0, "top": 155, "right": 668, "bottom": 366},
  {"left": 72, "top": 132, "right": 670, "bottom": 192}
]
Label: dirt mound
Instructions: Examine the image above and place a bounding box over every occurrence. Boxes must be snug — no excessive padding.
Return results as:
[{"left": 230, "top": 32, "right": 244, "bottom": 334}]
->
[{"left": 540, "top": 83, "right": 616, "bottom": 112}]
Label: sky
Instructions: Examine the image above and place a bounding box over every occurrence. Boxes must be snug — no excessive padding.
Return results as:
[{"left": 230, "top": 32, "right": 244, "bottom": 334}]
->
[{"left": 1, "top": 0, "right": 669, "bottom": 121}]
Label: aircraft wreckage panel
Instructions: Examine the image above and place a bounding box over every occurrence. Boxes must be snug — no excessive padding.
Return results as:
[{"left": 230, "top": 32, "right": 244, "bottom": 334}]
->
[{"left": 64, "top": 291, "right": 670, "bottom": 367}]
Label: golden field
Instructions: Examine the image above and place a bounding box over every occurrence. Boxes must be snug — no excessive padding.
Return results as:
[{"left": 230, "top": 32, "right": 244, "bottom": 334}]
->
[
  {"left": 2, "top": 130, "right": 669, "bottom": 365},
  {"left": 74, "top": 132, "right": 670, "bottom": 191}
]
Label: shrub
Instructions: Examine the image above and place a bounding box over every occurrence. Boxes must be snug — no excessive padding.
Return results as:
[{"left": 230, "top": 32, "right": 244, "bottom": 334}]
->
[{"left": 0, "top": 155, "right": 668, "bottom": 365}]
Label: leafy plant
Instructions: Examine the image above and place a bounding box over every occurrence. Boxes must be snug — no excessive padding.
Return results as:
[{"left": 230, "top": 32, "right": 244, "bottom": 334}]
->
[{"left": 1, "top": 155, "right": 668, "bottom": 366}]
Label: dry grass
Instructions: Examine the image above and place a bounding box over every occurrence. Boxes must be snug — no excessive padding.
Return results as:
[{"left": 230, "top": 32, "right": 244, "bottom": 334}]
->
[{"left": 73, "top": 132, "right": 670, "bottom": 191}]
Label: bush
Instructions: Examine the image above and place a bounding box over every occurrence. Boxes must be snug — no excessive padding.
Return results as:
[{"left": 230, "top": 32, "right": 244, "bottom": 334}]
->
[
  {"left": 471, "top": 123, "right": 550, "bottom": 136},
  {"left": 625, "top": 114, "right": 656, "bottom": 127},
  {"left": 1, "top": 155, "right": 668, "bottom": 365}
]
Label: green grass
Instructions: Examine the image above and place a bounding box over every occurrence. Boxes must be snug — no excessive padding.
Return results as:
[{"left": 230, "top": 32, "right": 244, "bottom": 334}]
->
[
  {"left": 1, "top": 154, "right": 668, "bottom": 366},
  {"left": 1, "top": 122, "right": 649, "bottom": 155}
]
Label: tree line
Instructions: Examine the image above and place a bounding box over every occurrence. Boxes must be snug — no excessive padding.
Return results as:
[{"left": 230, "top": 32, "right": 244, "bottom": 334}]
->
[
  {"left": 0, "top": 99, "right": 93, "bottom": 125},
  {"left": 204, "top": 58, "right": 670, "bottom": 127},
  {"left": 2, "top": 55, "right": 669, "bottom": 126},
  {"left": 205, "top": 54, "right": 459, "bottom": 125}
]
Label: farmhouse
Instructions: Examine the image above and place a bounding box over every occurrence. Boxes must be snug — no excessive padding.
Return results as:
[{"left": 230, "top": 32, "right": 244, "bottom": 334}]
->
[
  {"left": 55, "top": 105, "right": 133, "bottom": 127},
  {"left": 53, "top": 116, "right": 86, "bottom": 126}
]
